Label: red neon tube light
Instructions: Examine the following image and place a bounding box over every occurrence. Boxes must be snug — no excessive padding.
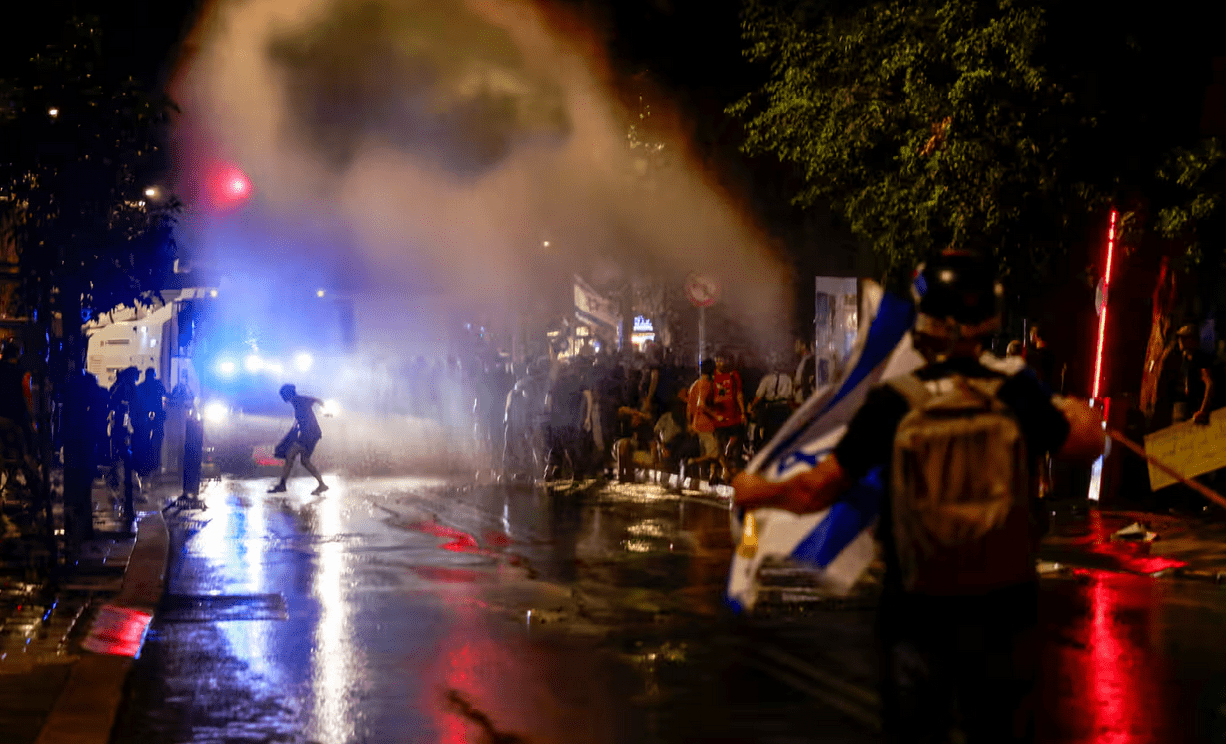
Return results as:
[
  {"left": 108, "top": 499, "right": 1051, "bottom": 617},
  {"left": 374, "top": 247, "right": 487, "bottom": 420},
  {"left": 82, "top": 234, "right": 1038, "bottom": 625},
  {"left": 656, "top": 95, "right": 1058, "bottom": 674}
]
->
[{"left": 1092, "top": 209, "right": 1118, "bottom": 399}]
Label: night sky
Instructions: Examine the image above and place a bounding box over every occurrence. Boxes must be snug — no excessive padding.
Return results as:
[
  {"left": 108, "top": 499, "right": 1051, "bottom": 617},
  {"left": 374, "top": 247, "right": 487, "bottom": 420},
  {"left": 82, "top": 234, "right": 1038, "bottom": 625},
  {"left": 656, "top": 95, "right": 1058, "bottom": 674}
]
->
[
  {"left": 0, "top": 0, "right": 790, "bottom": 225},
  {"left": 4, "top": 0, "right": 1225, "bottom": 291}
]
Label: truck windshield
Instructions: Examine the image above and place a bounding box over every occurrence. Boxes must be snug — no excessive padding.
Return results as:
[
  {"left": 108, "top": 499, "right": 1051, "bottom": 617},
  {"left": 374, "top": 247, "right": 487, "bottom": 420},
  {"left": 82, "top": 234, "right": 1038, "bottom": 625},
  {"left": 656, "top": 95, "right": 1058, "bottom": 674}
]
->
[{"left": 188, "top": 290, "right": 356, "bottom": 412}]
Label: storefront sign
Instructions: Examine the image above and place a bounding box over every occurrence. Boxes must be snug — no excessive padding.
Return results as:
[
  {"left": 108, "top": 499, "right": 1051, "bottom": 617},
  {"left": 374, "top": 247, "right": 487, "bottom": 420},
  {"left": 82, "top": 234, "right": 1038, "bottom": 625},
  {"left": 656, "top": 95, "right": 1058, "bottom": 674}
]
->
[{"left": 573, "top": 275, "right": 620, "bottom": 334}]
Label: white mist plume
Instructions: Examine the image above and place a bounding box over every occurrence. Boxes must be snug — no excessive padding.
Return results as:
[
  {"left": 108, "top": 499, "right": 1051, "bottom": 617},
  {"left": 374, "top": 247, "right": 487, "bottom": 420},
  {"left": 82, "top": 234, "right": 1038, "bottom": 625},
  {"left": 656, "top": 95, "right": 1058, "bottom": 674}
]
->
[{"left": 173, "top": 0, "right": 788, "bottom": 338}]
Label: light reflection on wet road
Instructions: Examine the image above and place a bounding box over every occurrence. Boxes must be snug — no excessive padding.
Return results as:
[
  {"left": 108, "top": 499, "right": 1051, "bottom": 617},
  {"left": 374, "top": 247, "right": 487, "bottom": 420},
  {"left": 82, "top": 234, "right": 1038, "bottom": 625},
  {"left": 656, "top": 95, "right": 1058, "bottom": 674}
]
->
[
  {"left": 1038, "top": 569, "right": 1226, "bottom": 743},
  {"left": 112, "top": 476, "right": 1226, "bottom": 743}
]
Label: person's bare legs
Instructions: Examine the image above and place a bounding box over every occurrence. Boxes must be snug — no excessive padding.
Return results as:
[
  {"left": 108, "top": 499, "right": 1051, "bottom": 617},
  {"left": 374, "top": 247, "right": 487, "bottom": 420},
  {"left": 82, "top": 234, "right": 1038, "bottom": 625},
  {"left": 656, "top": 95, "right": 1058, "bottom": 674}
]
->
[
  {"left": 270, "top": 443, "right": 303, "bottom": 492},
  {"left": 272, "top": 443, "right": 327, "bottom": 494},
  {"left": 301, "top": 454, "right": 325, "bottom": 488},
  {"left": 722, "top": 434, "right": 741, "bottom": 481}
]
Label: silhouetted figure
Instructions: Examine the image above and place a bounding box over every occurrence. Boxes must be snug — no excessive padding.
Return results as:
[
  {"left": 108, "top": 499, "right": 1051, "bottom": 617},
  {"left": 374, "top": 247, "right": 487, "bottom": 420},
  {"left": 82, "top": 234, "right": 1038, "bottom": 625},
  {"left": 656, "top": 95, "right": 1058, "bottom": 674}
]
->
[
  {"left": 269, "top": 383, "right": 328, "bottom": 495},
  {"left": 107, "top": 367, "right": 139, "bottom": 487},
  {"left": 63, "top": 370, "right": 107, "bottom": 541},
  {"left": 712, "top": 353, "right": 746, "bottom": 482},
  {"left": 685, "top": 358, "right": 719, "bottom": 481},
  {"left": 162, "top": 370, "right": 195, "bottom": 477},
  {"left": 409, "top": 356, "right": 429, "bottom": 416},
  {"left": 544, "top": 360, "right": 586, "bottom": 480},
  {"left": 476, "top": 358, "right": 513, "bottom": 473},
  {"left": 132, "top": 368, "right": 167, "bottom": 476},
  {"left": 502, "top": 358, "right": 549, "bottom": 481},
  {"left": 170, "top": 370, "right": 193, "bottom": 403},
  {"left": 749, "top": 353, "right": 794, "bottom": 450},
  {"left": 0, "top": 342, "right": 32, "bottom": 446},
  {"left": 1024, "top": 321, "right": 1058, "bottom": 391},
  {"left": 1173, "top": 324, "right": 1221, "bottom": 425},
  {"left": 794, "top": 339, "right": 817, "bottom": 402}
]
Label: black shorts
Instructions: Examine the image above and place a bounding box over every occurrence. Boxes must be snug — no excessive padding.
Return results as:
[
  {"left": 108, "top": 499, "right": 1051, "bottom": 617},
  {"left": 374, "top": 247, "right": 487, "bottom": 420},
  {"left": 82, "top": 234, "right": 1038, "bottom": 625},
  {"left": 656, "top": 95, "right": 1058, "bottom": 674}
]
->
[
  {"left": 715, "top": 424, "right": 744, "bottom": 444},
  {"left": 297, "top": 436, "right": 320, "bottom": 458}
]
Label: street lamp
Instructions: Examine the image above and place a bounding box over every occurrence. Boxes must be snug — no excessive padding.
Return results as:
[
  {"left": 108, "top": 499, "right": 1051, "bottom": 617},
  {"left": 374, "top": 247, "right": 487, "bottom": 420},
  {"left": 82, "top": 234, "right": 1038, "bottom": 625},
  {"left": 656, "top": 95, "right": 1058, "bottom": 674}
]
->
[
  {"left": 48, "top": 107, "right": 59, "bottom": 118},
  {"left": 144, "top": 186, "right": 161, "bottom": 200}
]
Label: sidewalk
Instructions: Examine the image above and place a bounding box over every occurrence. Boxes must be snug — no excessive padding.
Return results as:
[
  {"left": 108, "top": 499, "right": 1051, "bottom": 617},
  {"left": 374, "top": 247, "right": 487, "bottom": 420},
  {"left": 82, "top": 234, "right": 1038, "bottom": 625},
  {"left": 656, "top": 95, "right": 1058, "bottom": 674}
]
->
[{"left": 0, "top": 471, "right": 174, "bottom": 744}]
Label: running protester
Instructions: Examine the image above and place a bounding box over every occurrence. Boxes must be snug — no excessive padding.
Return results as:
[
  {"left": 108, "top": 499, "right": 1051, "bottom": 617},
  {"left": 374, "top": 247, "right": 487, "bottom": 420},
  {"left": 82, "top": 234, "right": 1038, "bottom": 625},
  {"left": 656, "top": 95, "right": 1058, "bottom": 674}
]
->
[{"left": 269, "top": 383, "right": 328, "bottom": 495}]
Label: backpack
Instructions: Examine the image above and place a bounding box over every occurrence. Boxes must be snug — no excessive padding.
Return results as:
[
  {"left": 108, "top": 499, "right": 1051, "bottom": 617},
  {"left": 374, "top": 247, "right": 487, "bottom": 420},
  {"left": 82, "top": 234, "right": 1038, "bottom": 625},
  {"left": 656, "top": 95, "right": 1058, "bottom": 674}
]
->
[{"left": 887, "top": 373, "right": 1036, "bottom": 595}]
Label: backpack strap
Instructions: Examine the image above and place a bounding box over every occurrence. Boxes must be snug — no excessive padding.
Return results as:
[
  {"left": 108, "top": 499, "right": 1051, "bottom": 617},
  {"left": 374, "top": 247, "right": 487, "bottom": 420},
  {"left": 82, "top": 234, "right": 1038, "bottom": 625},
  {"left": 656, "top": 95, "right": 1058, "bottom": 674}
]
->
[{"left": 886, "top": 373, "right": 933, "bottom": 410}]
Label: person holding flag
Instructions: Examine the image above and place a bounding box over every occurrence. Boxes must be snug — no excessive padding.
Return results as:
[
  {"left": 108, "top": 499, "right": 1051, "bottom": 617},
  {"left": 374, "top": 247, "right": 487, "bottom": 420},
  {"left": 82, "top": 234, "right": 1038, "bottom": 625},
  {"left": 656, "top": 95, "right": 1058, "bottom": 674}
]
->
[{"left": 733, "top": 252, "right": 1105, "bottom": 743}]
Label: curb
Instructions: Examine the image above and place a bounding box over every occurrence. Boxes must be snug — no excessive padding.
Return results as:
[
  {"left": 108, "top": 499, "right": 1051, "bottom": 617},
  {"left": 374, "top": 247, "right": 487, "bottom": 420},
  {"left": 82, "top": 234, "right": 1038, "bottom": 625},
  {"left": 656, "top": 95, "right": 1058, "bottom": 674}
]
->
[
  {"left": 631, "top": 467, "right": 735, "bottom": 500},
  {"left": 34, "top": 509, "right": 169, "bottom": 744}
]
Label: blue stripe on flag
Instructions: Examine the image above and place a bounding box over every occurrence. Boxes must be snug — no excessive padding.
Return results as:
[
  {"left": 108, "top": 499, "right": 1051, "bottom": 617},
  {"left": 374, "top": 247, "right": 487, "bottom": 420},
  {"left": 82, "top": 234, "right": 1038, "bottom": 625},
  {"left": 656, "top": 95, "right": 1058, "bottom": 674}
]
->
[
  {"left": 761, "top": 292, "right": 915, "bottom": 470},
  {"left": 790, "top": 467, "right": 884, "bottom": 566}
]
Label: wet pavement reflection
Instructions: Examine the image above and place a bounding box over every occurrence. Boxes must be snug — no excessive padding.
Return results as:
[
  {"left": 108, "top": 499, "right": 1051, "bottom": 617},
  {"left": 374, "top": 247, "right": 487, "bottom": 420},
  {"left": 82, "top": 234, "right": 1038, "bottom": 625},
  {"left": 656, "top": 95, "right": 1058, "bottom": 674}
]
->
[{"left": 112, "top": 476, "right": 1226, "bottom": 743}]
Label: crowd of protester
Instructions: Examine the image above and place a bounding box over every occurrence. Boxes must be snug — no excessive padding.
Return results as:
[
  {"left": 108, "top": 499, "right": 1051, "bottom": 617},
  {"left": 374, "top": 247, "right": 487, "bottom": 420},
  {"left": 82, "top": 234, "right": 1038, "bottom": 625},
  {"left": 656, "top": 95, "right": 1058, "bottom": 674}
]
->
[{"left": 401, "top": 341, "right": 822, "bottom": 485}]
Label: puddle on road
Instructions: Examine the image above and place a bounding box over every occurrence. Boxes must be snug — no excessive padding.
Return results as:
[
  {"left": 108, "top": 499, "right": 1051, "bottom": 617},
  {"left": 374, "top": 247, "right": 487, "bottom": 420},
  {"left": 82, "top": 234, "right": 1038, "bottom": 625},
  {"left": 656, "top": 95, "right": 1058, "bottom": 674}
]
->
[{"left": 159, "top": 594, "right": 289, "bottom": 623}]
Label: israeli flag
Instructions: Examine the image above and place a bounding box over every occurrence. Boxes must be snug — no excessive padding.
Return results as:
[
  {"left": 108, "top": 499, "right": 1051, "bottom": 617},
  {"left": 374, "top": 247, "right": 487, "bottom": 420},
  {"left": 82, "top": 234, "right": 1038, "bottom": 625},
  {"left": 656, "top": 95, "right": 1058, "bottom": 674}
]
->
[{"left": 726, "top": 289, "right": 924, "bottom": 613}]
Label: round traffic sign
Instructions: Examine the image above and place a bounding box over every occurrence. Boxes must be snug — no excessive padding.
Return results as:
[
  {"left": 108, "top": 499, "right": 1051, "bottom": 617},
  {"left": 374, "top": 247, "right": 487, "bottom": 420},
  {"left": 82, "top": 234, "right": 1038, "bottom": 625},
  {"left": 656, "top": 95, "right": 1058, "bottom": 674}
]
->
[{"left": 685, "top": 273, "right": 721, "bottom": 308}]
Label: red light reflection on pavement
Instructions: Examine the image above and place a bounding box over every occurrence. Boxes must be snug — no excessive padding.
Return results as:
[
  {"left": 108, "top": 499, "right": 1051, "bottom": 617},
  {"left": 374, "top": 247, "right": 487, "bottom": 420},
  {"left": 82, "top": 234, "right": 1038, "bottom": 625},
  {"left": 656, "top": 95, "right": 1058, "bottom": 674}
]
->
[
  {"left": 1042, "top": 570, "right": 1173, "bottom": 743},
  {"left": 1085, "top": 573, "right": 1168, "bottom": 744},
  {"left": 1088, "top": 576, "right": 1131, "bottom": 744},
  {"left": 1084, "top": 511, "right": 1187, "bottom": 575},
  {"left": 484, "top": 530, "right": 515, "bottom": 548},
  {"left": 81, "top": 605, "right": 153, "bottom": 657},
  {"left": 407, "top": 521, "right": 500, "bottom": 556},
  {"left": 1085, "top": 543, "right": 1187, "bottom": 575},
  {"left": 407, "top": 566, "right": 483, "bottom": 584}
]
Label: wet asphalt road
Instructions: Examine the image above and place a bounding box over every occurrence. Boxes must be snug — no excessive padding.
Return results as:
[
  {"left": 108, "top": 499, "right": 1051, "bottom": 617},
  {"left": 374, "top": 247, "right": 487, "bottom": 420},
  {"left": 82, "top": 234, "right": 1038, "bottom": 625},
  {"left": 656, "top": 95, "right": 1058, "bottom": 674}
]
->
[{"left": 112, "top": 475, "right": 1226, "bottom": 743}]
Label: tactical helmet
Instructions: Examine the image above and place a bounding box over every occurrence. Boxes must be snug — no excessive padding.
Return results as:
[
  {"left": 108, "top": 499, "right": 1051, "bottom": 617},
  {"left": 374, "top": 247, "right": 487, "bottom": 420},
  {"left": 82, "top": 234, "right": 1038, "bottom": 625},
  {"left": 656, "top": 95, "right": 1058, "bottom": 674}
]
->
[
  {"left": 279, "top": 383, "right": 297, "bottom": 401},
  {"left": 912, "top": 251, "right": 1003, "bottom": 342}
]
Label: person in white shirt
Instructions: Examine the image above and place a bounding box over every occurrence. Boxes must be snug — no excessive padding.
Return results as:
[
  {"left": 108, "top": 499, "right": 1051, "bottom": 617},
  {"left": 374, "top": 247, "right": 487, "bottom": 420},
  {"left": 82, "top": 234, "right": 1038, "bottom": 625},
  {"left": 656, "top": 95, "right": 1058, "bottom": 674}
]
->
[{"left": 750, "top": 354, "right": 795, "bottom": 449}]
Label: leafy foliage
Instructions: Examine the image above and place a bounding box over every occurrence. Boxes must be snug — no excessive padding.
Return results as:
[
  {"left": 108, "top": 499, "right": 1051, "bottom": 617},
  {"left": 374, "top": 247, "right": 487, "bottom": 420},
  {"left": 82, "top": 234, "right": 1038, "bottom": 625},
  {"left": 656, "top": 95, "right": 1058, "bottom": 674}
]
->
[
  {"left": 1156, "top": 138, "right": 1226, "bottom": 267},
  {"left": 0, "top": 17, "right": 177, "bottom": 328},
  {"left": 729, "top": 0, "right": 1108, "bottom": 287}
]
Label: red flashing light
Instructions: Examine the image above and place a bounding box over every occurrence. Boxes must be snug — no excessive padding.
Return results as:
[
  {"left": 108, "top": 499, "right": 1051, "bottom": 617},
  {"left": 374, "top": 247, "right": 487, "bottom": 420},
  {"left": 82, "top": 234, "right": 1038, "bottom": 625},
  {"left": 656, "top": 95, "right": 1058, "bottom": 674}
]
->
[
  {"left": 226, "top": 173, "right": 251, "bottom": 200},
  {"left": 210, "top": 164, "right": 252, "bottom": 208},
  {"left": 1091, "top": 209, "right": 1117, "bottom": 400}
]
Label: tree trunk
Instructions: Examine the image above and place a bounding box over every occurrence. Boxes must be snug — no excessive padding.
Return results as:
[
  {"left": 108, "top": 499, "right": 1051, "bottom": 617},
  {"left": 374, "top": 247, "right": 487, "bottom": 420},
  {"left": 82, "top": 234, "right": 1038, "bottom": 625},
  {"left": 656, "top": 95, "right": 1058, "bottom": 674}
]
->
[
  {"left": 1140, "top": 258, "right": 1179, "bottom": 428},
  {"left": 59, "top": 282, "right": 95, "bottom": 543}
]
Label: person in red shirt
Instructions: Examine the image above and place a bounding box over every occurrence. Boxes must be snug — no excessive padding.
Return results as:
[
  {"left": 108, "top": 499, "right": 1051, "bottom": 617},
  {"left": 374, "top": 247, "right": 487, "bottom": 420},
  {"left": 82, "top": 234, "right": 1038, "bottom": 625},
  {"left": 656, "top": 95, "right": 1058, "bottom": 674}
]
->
[
  {"left": 685, "top": 359, "right": 720, "bottom": 480},
  {"left": 712, "top": 353, "right": 746, "bottom": 483}
]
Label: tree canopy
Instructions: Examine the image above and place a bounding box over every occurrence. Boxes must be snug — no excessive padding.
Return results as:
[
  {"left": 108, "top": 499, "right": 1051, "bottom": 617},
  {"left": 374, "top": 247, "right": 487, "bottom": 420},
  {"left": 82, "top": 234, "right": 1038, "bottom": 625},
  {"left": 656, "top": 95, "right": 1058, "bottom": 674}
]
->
[
  {"left": 729, "top": 0, "right": 1226, "bottom": 295},
  {"left": 0, "top": 16, "right": 177, "bottom": 332},
  {"left": 730, "top": 0, "right": 1114, "bottom": 288}
]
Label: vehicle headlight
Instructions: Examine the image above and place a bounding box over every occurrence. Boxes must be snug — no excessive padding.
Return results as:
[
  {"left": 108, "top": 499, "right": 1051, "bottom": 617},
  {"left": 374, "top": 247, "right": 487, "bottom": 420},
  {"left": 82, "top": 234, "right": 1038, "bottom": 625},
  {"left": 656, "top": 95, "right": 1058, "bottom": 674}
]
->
[
  {"left": 216, "top": 359, "right": 237, "bottom": 377},
  {"left": 294, "top": 352, "right": 314, "bottom": 372},
  {"left": 322, "top": 399, "right": 342, "bottom": 417},
  {"left": 244, "top": 354, "right": 263, "bottom": 373},
  {"left": 264, "top": 361, "right": 284, "bottom": 376},
  {"left": 203, "top": 401, "right": 229, "bottom": 424}
]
